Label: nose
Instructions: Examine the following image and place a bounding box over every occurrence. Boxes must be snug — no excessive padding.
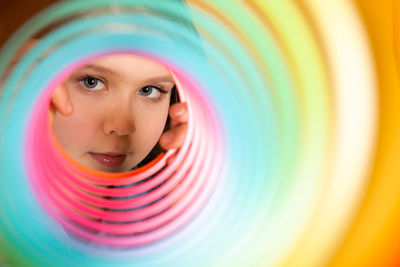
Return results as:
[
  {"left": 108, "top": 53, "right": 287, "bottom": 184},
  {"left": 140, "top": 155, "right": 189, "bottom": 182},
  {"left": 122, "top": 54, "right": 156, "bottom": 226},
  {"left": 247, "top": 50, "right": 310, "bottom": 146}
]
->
[{"left": 102, "top": 104, "right": 135, "bottom": 136}]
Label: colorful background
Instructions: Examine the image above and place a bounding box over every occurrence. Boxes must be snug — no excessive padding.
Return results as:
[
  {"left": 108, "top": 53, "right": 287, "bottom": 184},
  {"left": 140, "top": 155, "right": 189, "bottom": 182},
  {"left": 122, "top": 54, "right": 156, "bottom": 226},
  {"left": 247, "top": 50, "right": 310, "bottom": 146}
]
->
[{"left": 0, "top": 0, "right": 399, "bottom": 266}]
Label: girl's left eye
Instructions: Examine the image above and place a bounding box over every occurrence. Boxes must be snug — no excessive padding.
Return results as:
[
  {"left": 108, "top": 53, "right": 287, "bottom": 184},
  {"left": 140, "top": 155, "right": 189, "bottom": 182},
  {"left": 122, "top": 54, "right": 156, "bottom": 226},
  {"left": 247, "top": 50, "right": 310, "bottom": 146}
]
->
[
  {"left": 138, "top": 86, "right": 166, "bottom": 99},
  {"left": 80, "top": 76, "right": 106, "bottom": 91}
]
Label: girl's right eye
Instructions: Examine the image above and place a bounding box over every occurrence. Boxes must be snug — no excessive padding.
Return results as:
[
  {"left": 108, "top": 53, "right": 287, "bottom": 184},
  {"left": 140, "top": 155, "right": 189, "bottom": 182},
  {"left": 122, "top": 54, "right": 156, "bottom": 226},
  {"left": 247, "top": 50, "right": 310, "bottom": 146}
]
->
[{"left": 80, "top": 76, "right": 106, "bottom": 91}]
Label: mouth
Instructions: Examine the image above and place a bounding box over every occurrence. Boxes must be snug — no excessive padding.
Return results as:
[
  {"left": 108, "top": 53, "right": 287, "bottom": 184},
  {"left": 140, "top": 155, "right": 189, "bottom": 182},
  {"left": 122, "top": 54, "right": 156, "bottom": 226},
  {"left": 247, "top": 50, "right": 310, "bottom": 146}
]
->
[{"left": 89, "top": 152, "right": 127, "bottom": 168}]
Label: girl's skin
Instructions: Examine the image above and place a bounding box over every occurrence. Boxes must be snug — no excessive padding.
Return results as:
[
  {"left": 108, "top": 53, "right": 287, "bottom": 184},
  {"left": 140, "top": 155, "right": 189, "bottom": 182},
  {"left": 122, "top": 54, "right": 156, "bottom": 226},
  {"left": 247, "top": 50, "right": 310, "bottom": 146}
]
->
[{"left": 50, "top": 53, "right": 188, "bottom": 173}]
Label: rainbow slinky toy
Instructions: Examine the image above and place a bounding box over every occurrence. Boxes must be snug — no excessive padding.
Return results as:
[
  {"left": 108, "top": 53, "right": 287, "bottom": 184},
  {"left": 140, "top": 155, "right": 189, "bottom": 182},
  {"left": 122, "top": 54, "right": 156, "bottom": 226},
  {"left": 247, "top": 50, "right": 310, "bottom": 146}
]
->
[{"left": 1, "top": 0, "right": 399, "bottom": 266}]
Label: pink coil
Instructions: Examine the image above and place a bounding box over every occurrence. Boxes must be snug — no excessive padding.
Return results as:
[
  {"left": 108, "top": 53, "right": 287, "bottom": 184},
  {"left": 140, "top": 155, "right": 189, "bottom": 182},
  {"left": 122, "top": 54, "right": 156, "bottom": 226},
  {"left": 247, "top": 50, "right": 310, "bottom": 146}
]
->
[{"left": 26, "top": 53, "right": 224, "bottom": 247}]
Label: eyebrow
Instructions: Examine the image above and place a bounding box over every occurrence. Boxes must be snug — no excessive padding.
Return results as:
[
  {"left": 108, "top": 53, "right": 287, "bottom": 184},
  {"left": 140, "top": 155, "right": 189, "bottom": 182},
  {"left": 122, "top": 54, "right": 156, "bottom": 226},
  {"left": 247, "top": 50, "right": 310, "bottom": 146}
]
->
[
  {"left": 145, "top": 76, "right": 175, "bottom": 84},
  {"left": 76, "top": 64, "right": 175, "bottom": 84},
  {"left": 77, "top": 64, "right": 119, "bottom": 77}
]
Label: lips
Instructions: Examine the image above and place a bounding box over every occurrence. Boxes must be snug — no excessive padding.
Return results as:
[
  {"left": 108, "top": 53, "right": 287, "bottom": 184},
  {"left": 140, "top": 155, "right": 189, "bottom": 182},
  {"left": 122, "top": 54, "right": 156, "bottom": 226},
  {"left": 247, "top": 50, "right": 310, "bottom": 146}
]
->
[{"left": 89, "top": 152, "right": 127, "bottom": 168}]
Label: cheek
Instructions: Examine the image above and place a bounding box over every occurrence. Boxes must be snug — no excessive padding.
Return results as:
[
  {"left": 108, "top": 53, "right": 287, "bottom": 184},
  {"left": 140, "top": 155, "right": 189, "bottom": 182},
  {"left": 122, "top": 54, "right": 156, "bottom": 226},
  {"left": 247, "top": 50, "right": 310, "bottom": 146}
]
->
[
  {"left": 135, "top": 102, "right": 170, "bottom": 144},
  {"left": 52, "top": 98, "right": 104, "bottom": 155},
  {"left": 52, "top": 114, "right": 87, "bottom": 155}
]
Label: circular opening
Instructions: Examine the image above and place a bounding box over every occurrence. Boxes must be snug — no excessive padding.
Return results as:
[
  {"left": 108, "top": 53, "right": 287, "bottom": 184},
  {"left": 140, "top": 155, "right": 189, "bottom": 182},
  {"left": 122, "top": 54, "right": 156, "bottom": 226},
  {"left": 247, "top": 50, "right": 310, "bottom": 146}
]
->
[{"left": 48, "top": 52, "right": 187, "bottom": 174}]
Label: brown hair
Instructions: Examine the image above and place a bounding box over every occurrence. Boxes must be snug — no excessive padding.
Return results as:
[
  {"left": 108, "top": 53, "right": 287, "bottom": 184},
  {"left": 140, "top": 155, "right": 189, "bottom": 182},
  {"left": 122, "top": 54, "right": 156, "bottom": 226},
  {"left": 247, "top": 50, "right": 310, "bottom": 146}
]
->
[{"left": 0, "top": 0, "right": 59, "bottom": 46}]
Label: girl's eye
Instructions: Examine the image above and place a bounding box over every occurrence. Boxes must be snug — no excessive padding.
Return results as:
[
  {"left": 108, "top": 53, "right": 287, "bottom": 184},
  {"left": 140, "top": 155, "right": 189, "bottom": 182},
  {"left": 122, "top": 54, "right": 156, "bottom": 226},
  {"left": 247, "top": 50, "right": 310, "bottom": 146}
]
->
[
  {"left": 138, "top": 86, "right": 166, "bottom": 99},
  {"left": 80, "top": 76, "right": 106, "bottom": 91}
]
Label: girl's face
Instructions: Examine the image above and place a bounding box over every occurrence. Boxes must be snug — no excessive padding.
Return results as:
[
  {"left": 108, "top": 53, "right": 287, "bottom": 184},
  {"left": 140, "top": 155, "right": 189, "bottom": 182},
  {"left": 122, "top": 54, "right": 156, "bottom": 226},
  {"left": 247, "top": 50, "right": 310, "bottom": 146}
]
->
[{"left": 51, "top": 54, "right": 174, "bottom": 172}]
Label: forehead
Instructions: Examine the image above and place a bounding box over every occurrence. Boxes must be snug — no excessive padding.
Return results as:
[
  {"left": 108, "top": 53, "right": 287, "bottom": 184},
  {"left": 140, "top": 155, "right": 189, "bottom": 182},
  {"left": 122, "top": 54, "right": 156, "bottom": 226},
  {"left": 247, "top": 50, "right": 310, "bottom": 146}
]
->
[{"left": 75, "top": 53, "right": 173, "bottom": 82}]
